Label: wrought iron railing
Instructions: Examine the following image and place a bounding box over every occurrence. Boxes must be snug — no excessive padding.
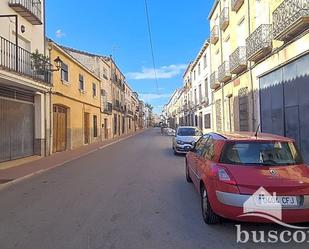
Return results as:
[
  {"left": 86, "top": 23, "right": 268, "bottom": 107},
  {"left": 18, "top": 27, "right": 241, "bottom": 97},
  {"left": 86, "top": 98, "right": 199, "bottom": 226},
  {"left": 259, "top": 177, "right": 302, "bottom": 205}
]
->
[
  {"left": 231, "top": 0, "right": 245, "bottom": 12},
  {"left": 246, "top": 24, "right": 272, "bottom": 61},
  {"left": 229, "top": 46, "right": 247, "bottom": 74},
  {"left": 218, "top": 61, "right": 231, "bottom": 82},
  {"left": 273, "top": 0, "right": 309, "bottom": 40},
  {"left": 210, "top": 71, "right": 220, "bottom": 89},
  {"left": 220, "top": 7, "right": 229, "bottom": 30},
  {"left": 210, "top": 25, "right": 219, "bottom": 44},
  {"left": 9, "top": 0, "right": 42, "bottom": 24},
  {"left": 0, "top": 36, "right": 51, "bottom": 84},
  {"left": 104, "top": 102, "right": 113, "bottom": 114}
]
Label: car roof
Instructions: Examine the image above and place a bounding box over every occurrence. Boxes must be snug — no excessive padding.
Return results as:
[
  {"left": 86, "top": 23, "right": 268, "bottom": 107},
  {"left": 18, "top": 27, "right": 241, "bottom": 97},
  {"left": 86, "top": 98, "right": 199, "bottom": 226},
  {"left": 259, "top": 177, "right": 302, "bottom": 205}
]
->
[
  {"left": 177, "top": 126, "right": 199, "bottom": 129},
  {"left": 209, "top": 132, "right": 293, "bottom": 142}
]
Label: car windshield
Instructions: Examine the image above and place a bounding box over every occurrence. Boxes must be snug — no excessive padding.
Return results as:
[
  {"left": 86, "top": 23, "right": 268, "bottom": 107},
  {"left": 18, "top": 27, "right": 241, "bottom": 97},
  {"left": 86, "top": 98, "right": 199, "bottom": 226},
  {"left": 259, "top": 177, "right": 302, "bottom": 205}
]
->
[
  {"left": 177, "top": 128, "right": 201, "bottom": 136},
  {"left": 220, "top": 141, "right": 303, "bottom": 166}
]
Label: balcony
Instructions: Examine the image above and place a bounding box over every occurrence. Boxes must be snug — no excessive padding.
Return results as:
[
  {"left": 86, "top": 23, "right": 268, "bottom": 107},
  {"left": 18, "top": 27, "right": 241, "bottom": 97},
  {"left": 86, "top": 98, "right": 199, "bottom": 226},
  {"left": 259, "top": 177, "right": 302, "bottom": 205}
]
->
[
  {"left": 231, "top": 0, "right": 244, "bottom": 12},
  {"left": 229, "top": 46, "right": 247, "bottom": 74},
  {"left": 273, "top": 0, "right": 309, "bottom": 41},
  {"left": 103, "top": 102, "right": 113, "bottom": 114},
  {"left": 246, "top": 24, "right": 272, "bottom": 62},
  {"left": 0, "top": 36, "right": 51, "bottom": 84},
  {"left": 218, "top": 61, "right": 231, "bottom": 83},
  {"left": 210, "top": 71, "right": 220, "bottom": 89},
  {"left": 9, "top": 0, "right": 42, "bottom": 25},
  {"left": 220, "top": 7, "right": 230, "bottom": 31},
  {"left": 210, "top": 25, "right": 219, "bottom": 44},
  {"left": 113, "top": 100, "right": 120, "bottom": 111},
  {"left": 127, "top": 110, "right": 134, "bottom": 116}
]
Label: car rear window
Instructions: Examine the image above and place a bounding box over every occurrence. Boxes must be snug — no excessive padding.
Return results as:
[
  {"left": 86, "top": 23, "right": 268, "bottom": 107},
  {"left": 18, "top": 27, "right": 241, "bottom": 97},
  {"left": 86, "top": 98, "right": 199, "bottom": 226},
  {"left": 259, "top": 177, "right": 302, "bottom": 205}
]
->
[
  {"left": 177, "top": 128, "right": 202, "bottom": 136},
  {"left": 220, "top": 141, "right": 303, "bottom": 166}
]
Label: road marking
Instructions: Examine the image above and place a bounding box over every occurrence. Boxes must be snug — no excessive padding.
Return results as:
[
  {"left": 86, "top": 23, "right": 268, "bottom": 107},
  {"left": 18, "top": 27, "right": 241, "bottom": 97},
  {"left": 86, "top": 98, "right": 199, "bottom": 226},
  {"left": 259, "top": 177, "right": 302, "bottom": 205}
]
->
[{"left": 0, "top": 130, "right": 147, "bottom": 191}]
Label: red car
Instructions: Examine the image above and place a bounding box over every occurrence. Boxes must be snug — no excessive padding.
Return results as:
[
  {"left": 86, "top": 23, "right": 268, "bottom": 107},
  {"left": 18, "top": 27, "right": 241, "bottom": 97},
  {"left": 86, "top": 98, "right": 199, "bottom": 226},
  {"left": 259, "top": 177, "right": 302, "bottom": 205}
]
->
[{"left": 185, "top": 132, "right": 309, "bottom": 224}]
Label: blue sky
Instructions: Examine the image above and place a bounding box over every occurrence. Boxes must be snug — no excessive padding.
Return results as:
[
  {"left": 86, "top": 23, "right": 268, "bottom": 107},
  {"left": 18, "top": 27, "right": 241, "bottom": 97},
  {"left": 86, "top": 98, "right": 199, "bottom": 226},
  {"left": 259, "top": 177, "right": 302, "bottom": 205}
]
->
[{"left": 46, "top": 0, "right": 213, "bottom": 114}]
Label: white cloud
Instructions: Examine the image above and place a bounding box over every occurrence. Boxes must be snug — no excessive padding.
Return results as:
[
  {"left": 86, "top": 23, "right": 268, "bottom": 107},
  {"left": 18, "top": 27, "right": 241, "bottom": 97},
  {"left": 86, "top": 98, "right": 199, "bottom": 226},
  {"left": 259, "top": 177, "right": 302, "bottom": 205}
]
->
[
  {"left": 55, "top": 29, "right": 66, "bottom": 39},
  {"left": 127, "top": 64, "right": 187, "bottom": 80},
  {"left": 139, "top": 93, "right": 171, "bottom": 101}
]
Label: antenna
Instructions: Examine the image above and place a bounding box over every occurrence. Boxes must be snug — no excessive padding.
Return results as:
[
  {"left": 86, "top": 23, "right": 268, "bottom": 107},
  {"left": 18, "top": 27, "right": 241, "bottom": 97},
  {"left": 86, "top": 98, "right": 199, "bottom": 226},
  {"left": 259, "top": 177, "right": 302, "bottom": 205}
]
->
[{"left": 255, "top": 124, "right": 261, "bottom": 139}]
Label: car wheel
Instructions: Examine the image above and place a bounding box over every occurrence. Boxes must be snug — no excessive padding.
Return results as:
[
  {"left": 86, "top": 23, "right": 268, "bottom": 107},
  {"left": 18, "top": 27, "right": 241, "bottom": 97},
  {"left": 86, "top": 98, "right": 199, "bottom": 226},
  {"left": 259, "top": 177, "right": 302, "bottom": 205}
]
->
[
  {"left": 185, "top": 161, "right": 192, "bottom": 183},
  {"left": 201, "top": 186, "right": 220, "bottom": 225}
]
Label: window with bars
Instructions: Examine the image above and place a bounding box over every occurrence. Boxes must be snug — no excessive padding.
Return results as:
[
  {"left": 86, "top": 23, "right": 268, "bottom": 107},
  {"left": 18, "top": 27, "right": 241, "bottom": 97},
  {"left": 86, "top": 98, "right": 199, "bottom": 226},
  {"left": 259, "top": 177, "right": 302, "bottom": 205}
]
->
[{"left": 204, "top": 113, "right": 211, "bottom": 129}]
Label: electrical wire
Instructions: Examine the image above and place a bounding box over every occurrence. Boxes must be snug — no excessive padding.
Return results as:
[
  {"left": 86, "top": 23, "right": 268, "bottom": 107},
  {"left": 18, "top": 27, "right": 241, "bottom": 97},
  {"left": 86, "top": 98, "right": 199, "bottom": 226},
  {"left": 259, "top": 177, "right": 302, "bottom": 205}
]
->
[{"left": 144, "top": 0, "right": 159, "bottom": 93}]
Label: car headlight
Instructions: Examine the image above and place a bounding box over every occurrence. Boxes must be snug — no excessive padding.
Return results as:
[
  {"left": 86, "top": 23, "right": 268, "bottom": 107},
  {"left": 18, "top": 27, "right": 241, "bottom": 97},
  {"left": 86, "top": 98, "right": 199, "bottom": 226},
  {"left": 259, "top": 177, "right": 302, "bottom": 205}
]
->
[{"left": 176, "top": 140, "right": 184, "bottom": 145}]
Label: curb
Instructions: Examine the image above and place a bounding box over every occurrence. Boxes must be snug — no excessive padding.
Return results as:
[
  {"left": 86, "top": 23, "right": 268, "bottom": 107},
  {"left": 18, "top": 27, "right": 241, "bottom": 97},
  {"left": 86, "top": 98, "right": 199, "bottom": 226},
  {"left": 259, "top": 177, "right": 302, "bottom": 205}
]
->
[{"left": 0, "top": 129, "right": 146, "bottom": 191}]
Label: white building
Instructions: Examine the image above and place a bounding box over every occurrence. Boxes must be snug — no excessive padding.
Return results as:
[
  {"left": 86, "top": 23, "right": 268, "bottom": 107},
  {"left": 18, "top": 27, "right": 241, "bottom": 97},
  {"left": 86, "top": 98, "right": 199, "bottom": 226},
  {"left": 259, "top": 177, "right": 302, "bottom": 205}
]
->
[
  {"left": 0, "top": 0, "right": 51, "bottom": 162},
  {"left": 188, "top": 39, "right": 212, "bottom": 133}
]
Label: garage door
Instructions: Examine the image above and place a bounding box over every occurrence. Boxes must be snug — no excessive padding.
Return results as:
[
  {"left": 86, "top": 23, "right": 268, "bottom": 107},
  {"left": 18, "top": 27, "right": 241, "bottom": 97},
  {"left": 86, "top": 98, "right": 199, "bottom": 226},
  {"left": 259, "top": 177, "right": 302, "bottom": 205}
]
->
[
  {"left": 0, "top": 98, "right": 34, "bottom": 163},
  {"left": 260, "top": 54, "right": 309, "bottom": 163}
]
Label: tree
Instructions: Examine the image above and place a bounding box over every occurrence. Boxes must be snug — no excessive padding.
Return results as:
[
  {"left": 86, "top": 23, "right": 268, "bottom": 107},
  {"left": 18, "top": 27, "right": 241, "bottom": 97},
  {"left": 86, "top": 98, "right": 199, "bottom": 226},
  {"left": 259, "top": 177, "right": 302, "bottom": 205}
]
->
[{"left": 145, "top": 103, "right": 153, "bottom": 111}]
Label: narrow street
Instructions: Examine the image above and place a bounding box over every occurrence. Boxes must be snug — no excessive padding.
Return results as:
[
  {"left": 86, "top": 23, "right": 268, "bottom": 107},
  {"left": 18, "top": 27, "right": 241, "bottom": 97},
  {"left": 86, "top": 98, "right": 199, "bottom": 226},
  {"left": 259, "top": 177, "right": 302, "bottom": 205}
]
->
[{"left": 0, "top": 129, "right": 307, "bottom": 249}]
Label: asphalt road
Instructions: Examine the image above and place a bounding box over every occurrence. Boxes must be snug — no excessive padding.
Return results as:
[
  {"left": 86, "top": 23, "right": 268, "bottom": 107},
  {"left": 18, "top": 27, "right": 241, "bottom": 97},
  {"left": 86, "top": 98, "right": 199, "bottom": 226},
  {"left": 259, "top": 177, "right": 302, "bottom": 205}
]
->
[{"left": 0, "top": 128, "right": 308, "bottom": 249}]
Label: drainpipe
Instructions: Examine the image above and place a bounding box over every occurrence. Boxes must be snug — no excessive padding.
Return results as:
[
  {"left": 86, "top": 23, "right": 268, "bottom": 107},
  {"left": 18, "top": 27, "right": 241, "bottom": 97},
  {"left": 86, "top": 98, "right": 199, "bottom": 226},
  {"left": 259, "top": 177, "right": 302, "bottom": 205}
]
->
[{"left": 247, "top": 0, "right": 255, "bottom": 131}]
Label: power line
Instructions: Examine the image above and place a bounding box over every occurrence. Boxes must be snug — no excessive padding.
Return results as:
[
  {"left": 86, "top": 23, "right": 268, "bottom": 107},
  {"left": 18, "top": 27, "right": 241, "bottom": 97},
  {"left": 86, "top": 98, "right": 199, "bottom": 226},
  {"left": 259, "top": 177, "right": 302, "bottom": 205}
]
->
[{"left": 144, "top": 0, "right": 159, "bottom": 93}]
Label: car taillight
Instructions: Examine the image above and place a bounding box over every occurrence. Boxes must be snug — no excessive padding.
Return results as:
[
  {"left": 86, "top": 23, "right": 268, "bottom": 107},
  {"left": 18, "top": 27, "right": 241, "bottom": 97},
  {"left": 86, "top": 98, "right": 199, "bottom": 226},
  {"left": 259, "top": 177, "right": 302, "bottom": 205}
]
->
[{"left": 211, "top": 165, "right": 237, "bottom": 185}]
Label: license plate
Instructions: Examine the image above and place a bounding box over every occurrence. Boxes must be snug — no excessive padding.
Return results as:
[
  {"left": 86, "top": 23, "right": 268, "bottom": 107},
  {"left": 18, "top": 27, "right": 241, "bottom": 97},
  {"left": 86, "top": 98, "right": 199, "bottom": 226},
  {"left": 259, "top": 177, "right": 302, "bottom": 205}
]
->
[
  {"left": 276, "top": 196, "right": 298, "bottom": 206},
  {"left": 255, "top": 195, "right": 298, "bottom": 206}
]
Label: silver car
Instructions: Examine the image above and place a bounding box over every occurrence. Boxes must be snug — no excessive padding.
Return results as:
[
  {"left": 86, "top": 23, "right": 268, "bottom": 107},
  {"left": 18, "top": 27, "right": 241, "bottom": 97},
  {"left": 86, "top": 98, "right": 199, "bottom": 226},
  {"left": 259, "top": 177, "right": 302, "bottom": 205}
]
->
[{"left": 172, "top": 126, "right": 203, "bottom": 155}]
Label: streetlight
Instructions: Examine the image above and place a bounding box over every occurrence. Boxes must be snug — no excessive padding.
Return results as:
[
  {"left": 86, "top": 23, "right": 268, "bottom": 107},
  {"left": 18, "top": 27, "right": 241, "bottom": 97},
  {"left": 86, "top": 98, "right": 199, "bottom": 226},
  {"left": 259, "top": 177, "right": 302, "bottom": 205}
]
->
[{"left": 51, "top": 56, "right": 63, "bottom": 72}]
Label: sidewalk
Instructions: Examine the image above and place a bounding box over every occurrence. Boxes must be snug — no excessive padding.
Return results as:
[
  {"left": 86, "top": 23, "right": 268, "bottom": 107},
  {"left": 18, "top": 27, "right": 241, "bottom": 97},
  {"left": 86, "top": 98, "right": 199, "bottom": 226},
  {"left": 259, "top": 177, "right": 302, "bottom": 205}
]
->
[{"left": 0, "top": 130, "right": 145, "bottom": 185}]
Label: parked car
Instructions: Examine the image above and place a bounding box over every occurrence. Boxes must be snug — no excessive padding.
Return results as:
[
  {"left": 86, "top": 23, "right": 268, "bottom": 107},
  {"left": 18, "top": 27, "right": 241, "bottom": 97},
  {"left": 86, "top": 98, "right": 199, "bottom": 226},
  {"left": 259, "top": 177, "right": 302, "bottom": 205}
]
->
[
  {"left": 172, "top": 126, "right": 203, "bottom": 155},
  {"left": 165, "top": 128, "right": 176, "bottom": 136},
  {"left": 185, "top": 132, "right": 309, "bottom": 224}
]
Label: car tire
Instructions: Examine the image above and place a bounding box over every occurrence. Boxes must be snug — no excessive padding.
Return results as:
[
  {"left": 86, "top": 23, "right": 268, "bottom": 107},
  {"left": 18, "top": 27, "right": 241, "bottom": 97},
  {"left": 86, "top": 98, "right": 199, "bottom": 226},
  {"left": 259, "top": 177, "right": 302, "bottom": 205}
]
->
[
  {"left": 185, "top": 161, "right": 192, "bottom": 183},
  {"left": 201, "top": 186, "right": 220, "bottom": 225}
]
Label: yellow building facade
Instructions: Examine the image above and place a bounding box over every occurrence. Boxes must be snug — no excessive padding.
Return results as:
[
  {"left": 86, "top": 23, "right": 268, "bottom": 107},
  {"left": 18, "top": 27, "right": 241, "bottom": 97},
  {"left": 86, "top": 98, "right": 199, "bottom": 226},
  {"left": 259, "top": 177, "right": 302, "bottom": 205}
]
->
[
  {"left": 209, "top": 0, "right": 309, "bottom": 135},
  {"left": 48, "top": 41, "right": 102, "bottom": 153}
]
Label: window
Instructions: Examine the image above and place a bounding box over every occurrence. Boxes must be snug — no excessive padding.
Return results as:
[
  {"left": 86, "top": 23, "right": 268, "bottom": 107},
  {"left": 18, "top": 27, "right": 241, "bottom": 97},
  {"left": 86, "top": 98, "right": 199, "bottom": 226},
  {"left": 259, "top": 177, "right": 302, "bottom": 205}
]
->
[
  {"left": 79, "top": 75, "right": 84, "bottom": 91},
  {"left": 204, "top": 114, "right": 211, "bottom": 129},
  {"left": 195, "top": 135, "right": 209, "bottom": 157},
  {"left": 203, "top": 137, "right": 215, "bottom": 160},
  {"left": 198, "top": 84, "right": 202, "bottom": 103},
  {"left": 203, "top": 54, "right": 207, "bottom": 69},
  {"left": 204, "top": 78, "right": 209, "bottom": 100},
  {"left": 194, "top": 89, "right": 197, "bottom": 104},
  {"left": 216, "top": 99, "right": 222, "bottom": 131},
  {"left": 93, "top": 115, "right": 98, "bottom": 138},
  {"left": 177, "top": 127, "right": 202, "bottom": 137},
  {"left": 220, "top": 142, "right": 303, "bottom": 166},
  {"left": 198, "top": 63, "right": 201, "bottom": 75},
  {"left": 61, "top": 62, "right": 69, "bottom": 82},
  {"left": 92, "top": 83, "right": 97, "bottom": 97},
  {"left": 239, "top": 87, "right": 249, "bottom": 131},
  {"left": 194, "top": 70, "right": 196, "bottom": 80}
]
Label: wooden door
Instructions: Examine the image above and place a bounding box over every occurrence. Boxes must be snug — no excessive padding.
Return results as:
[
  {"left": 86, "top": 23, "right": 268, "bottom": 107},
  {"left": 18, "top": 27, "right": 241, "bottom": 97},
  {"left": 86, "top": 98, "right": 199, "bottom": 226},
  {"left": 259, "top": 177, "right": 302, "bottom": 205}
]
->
[
  {"left": 53, "top": 105, "right": 67, "bottom": 153},
  {"left": 84, "top": 113, "right": 90, "bottom": 144},
  {"left": 104, "top": 118, "right": 108, "bottom": 139}
]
